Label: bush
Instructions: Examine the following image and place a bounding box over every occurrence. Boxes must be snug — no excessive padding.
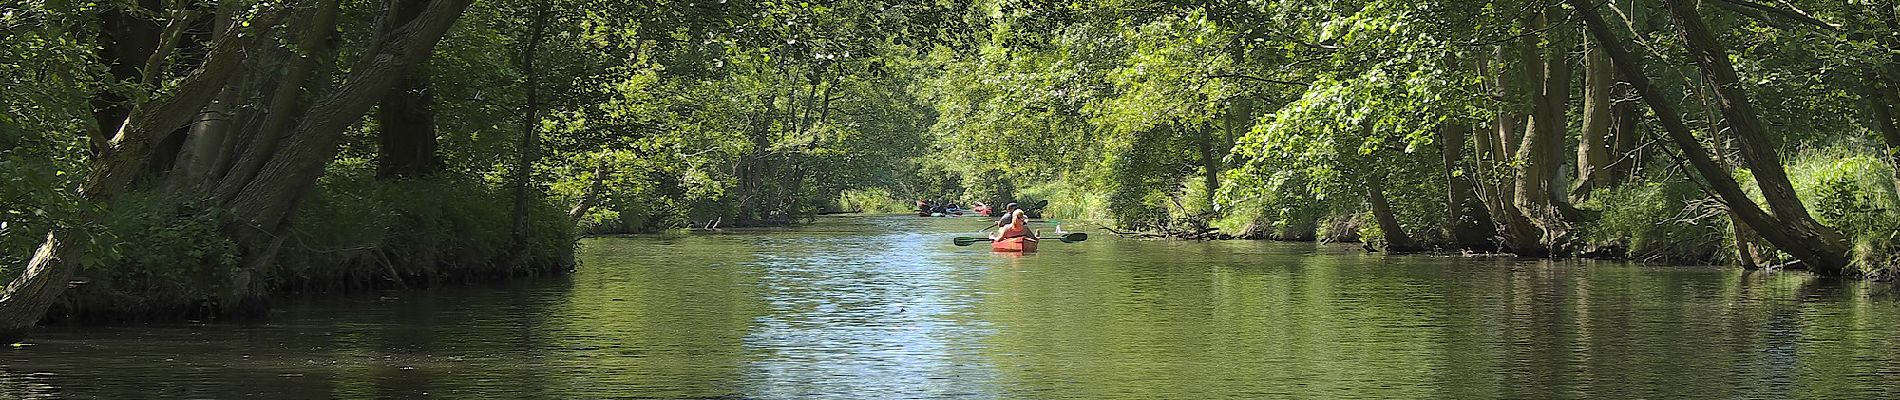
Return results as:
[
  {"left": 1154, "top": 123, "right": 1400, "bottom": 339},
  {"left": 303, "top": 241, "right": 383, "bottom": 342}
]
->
[
  {"left": 1787, "top": 149, "right": 1900, "bottom": 277},
  {"left": 836, "top": 188, "right": 912, "bottom": 214},
  {"left": 57, "top": 193, "right": 240, "bottom": 320},
  {"left": 1018, "top": 181, "right": 1111, "bottom": 222},
  {"left": 1577, "top": 181, "right": 1726, "bottom": 264},
  {"left": 277, "top": 165, "right": 574, "bottom": 292}
]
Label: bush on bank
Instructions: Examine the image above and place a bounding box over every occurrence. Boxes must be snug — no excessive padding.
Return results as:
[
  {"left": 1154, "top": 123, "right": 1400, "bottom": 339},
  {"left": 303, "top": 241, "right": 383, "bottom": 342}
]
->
[{"left": 32, "top": 168, "right": 575, "bottom": 322}]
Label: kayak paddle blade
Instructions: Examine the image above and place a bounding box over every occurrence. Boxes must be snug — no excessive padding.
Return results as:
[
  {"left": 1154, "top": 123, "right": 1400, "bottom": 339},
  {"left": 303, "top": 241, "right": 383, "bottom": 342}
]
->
[
  {"left": 1059, "top": 232, "right": 1089, "bottom": 243},
  {"left": 953, "top": 237, "right": 992, "bottom": 246}
]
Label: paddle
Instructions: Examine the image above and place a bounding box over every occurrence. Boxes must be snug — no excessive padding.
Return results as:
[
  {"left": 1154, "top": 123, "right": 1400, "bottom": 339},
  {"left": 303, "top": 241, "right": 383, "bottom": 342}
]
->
[{"left": 953, "top": 232, "right": 1088, "bottom": 246}]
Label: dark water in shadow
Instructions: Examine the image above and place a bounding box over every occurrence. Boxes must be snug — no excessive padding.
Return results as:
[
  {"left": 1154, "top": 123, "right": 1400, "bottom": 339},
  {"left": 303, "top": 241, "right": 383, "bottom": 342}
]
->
[{"left": 4, "top": 215, "right": 1897, "bottom": 398}]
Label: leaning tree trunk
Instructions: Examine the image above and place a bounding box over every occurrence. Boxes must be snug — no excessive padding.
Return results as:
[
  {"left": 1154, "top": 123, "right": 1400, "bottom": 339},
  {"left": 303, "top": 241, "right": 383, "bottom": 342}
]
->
[
  {"left": 87, "top": 0, "right": 166, "bottom": 156},
  {"left": 1567, "top": 0, "right": 1852, "bottom": 275},
  {"left": 212, "top": 0, "right": 345, "bottom": 205},
  {"left": 1859, "top": 7, "right": 1900, "bottom": 194},
  {"left": 1659, "top": 0, "right": 1850, "bottom": 268},
  {"left": 0, "top": 4, "right": 288, "bottom": 343},
  {"left": 1365, "top": 169, "right": 1423, "bottom": 252},
  {"left": 219, "top": 0, "right": 474, "bottom": 316}
]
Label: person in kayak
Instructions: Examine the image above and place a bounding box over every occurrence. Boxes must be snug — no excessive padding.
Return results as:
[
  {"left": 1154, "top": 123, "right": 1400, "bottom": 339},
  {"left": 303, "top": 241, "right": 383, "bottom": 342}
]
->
[
  {"left": 993, "top": 202, "right": 1019, "bottom": 226},
  {"left": 991, "top": 209, "right": 1038, "bottom": 242}
]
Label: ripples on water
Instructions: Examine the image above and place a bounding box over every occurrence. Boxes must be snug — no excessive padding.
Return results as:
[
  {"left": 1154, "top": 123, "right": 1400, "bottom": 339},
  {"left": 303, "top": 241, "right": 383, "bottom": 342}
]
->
[{"left": 3, "top": 215, "right": 1897, "bottom": 399}]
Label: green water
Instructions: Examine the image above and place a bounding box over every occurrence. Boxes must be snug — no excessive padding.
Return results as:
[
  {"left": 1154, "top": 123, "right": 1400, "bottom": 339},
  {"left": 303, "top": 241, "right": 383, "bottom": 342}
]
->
[{"left": 4, "top": 215, "right": 1897, "bottom": 398}]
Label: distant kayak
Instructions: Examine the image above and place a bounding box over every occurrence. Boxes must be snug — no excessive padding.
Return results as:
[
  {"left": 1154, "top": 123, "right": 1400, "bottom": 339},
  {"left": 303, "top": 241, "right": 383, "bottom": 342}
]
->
[{"left": 991, "top": 236, "right": 1038, "bottom": 252}]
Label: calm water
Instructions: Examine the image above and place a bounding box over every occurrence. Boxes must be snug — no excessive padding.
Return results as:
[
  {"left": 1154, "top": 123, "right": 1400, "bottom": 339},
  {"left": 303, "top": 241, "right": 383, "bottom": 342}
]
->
[{"left": 4, "top": 215, "right": 1898, "bottom": 399}]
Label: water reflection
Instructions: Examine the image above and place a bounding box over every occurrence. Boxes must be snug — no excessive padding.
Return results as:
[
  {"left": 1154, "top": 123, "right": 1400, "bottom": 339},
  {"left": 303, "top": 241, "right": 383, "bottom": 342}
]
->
[{"left": 2, "top": 215, "right": 1896, "bottom": 399}]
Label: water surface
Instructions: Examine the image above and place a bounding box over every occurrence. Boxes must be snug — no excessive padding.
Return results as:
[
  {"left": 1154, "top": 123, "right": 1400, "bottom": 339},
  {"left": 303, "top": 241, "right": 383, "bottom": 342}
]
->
[{"left": 4, "top": 215, "right": 1897, "bottom": 398}]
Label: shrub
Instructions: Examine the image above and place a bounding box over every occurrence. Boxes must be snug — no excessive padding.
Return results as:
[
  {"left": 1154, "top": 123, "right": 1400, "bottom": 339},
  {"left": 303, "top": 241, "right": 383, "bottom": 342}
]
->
[
  {"left": 57, "top": 193, "right": 241, "bottom": 319},
  {"left": 1577, "top": 181, "right": 1727, "bottom": 264},
  {"left": 836, "top": 188, "right": 912, "bottom": 214},
  {"left": 1787, "top": 149, "right": 1900, "bottom": 277}
]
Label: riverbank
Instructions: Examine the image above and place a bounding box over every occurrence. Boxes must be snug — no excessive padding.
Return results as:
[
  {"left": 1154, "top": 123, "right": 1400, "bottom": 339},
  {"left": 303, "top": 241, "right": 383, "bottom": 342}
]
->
[
  {"left": 7, "top": 215, "right": 1897, "bottom": 398},
  {"left": 12, "top": 172, "right": 577, "bottom": 325}
]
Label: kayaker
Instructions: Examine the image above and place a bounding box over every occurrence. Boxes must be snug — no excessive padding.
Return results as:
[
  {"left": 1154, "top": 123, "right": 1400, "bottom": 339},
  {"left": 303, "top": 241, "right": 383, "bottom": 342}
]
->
[
  {"left": 994, "top": 202, "right": 1019, "bottom": 226},
  {"left": 991, "top": 209, "right": 1037, "bottom": 241}
]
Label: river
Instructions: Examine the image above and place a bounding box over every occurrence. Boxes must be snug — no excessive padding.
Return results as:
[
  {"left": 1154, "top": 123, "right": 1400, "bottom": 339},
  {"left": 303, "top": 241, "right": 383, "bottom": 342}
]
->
[{"left": 3, "top": 215, "right": 1897, "bottom": 398}]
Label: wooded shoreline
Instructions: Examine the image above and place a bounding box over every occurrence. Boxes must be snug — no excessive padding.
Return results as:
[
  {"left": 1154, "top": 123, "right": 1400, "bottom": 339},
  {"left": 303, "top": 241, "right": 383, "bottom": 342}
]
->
[{"left": 9, "top": 0, "right": 1900, "bottom": 340}]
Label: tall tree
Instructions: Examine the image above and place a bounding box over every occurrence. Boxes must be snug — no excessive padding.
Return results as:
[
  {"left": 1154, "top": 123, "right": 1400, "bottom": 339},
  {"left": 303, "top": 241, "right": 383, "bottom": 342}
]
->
[{"left": 1566, "top": 0, "right": 1851, "bottom": 274}]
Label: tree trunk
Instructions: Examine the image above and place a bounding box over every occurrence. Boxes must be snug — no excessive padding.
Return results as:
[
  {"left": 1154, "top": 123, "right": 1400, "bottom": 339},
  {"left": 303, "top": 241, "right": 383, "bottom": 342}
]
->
[
  {"left": 1660, "top": 0, "right": 1849, "bottom": 267},
  {"left": 1866, "top": 0, "right": 1900, "bottom": 202},
  {"left": 569, "top": 161, "right": 609, "bottom": 225},
  {"left": 167, "top": 2, "right": 249, "bottom": 193},
  {"left": 1577, "top": 34, "right": 1614, "bottom": 198},
  {"left": 1661, "top": 0, "right": 1814, "bottom": 224},
  {"left": 1569, "top": 0, "right": 1852, "bottom": 275},
  {"left": 220, "top": 0, "right": 474, "bottom": 313},
  {"left": 1607, "top": 83, "right": 1642, "bottom": 183},
  {"left": 212, "top": 0, "right": 345, "bottom": 204},
  {"left": 1512, "top": 13, "right": 1558, "bottom": 255},
  {"left": 87, "top": 0, "right": 165, "bottom": 156},
  {"left": 1539, "top": 9, "right": 1575, "bottom": 209},
  {"left": 375, "top": 0, "right": 444, "bottom": 180},
  {"left": 1194, "top": 126, "right": 1223, "bottom": 211},
  {"left": 1441, "top": 121, "right": 1495, "bottom": 251},
  {"left": 1869, "top": 71, "right": 1900, "bottom": 192},
  {"left": 1479, "top": 45, "right": 1542, "bottom": 254},
  {"left": 1365, "top": 170, "right": 1422, "bottom": 252},
  {"left": 511, "top": 8, "right": 553, "bottom": 252},
  {"left": 0, "top": 5, "right": 289, "bottom": 341}
]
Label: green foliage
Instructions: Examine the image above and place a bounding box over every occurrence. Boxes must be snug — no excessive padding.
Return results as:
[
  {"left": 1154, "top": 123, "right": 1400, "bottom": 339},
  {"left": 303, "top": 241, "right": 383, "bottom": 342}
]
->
[
  {"left": 1019, "top": 181, "right": 1110, "bottom": 222},
  {"left": 1, "top": 1, "right": 97, "bottom": 277},
  {"left": 1577, "top": 182, "right": 1726, "bottom": 264},
  {"left": 835, "top": 188, "right": 912, "bottom": 214},
  {"left": 58, "top": 194, "right": 240, "bottom": 318},
  {"left": 279, "top": 164, "right": 573, "bottom": 290},
  {"left": 1787, "top": 148, "right": 1900, "bottom": 276}
]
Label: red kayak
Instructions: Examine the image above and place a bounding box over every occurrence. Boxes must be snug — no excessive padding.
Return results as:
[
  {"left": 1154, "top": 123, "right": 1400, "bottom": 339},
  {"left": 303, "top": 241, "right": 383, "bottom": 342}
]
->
[{"left": 991, "top": 236, "right": 1038, "bottom": 252}]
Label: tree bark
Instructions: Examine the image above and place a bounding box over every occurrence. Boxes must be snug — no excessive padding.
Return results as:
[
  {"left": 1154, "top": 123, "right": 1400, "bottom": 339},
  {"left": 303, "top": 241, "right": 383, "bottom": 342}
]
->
[
  {"left": 1512, "top": 11, "right": 1560, "bottom": 255},
  {"left": 1194, "top": 125, "right": 1223, "bottom": 211},
  {"left": 212, "top": 0, "right": 345, "bottom": 204},
  {"left": 1538, "top": 9, "right": 1575, "bottom": 208},
  {"left": 1441, "top": 121, "right": 1495, "bottom": 251},
  {"left": 1662, "top": 0, "right": 1811, "bottom": 223},
  {"left": 1365, "top": 170, "right": 1422, "bottom": 252},
  {"left": 375, "top": 0, "right": 445, "bottom": 180},
  {"left": 1479, "top": 45, "right": 1542, "bottom": 254},
  {"left": 1577, "top": 34, "right": 1614, "bottom": 197},
  {"left": 511, "top": 8, "right": 553, "bottom": 250},
  {"left": 0, "top": 4, "right": 289, "bottom": 341},
  {"left": 1661, "top": 0, "right": 1849, "bottom": 264},
  {"left": 220, "top": 0, "right": 474, "bottom": 314},
  {"left": 87, "top": 0, "right": 165, "bottom": 156},
  {"left": 1569, "top": 0, "right": 1852, "bottom": 274},
  {"left": 569, "top": 161, "right": 610, "bottom": 225},
  {"left": 1607, "top": 83, "right": 1643, "bottom": 183},
  {"left": 1869, "top": 71, "right": 1900, "bottom": 192}
]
